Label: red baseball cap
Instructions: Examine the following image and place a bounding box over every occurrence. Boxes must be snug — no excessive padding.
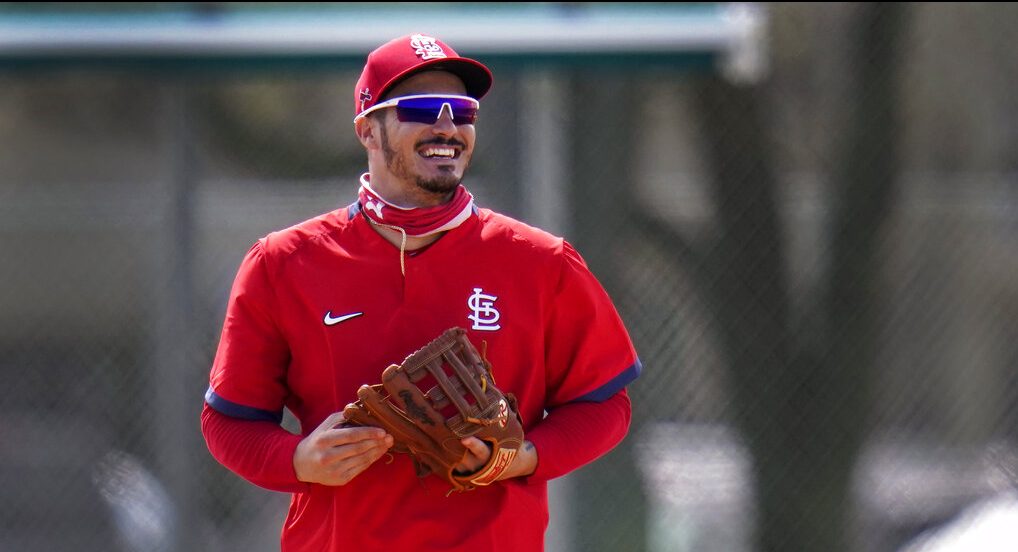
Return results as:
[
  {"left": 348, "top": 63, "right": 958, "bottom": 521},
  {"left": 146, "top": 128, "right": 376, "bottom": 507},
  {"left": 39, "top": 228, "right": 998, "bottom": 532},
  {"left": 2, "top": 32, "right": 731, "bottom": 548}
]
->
[{"left": 354, "top": 33, "right": 493, "bottom": 116}]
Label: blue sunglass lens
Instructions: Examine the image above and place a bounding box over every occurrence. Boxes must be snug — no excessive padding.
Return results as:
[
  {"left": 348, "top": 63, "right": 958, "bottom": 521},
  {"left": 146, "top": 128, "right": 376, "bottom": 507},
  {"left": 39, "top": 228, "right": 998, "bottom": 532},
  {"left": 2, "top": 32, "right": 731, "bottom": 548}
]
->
[{"left": 394, "top": 97, "right": 478, "bottom": 125}]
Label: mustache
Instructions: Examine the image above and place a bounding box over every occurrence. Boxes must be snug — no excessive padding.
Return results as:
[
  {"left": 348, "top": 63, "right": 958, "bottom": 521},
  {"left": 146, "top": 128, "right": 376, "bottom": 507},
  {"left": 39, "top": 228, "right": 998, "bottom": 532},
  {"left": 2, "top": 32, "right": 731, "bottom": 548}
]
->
[{"left": 417, "top": 138, "right": 466, "bottom": 149}]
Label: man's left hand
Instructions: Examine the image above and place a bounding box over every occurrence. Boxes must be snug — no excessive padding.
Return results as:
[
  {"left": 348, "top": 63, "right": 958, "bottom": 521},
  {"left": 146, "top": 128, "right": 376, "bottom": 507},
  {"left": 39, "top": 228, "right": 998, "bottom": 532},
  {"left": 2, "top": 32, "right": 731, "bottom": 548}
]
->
[{"left": 456, "top": 437, "right": 537, "bottom": 480}]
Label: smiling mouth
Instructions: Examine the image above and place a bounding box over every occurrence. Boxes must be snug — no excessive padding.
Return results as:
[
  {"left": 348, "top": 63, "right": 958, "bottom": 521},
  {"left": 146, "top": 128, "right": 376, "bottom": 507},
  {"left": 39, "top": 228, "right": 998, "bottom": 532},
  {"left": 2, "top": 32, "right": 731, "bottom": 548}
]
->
[{"left": 418, "top": 145, "right": 460, "bottom": 160}]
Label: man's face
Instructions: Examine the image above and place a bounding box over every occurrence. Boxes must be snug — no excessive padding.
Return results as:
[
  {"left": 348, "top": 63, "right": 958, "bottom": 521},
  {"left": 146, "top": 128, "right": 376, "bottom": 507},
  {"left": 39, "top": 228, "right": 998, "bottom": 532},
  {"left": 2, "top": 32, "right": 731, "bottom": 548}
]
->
[{"left": 370, "top": 71, "right": 476, "bottom": 196}]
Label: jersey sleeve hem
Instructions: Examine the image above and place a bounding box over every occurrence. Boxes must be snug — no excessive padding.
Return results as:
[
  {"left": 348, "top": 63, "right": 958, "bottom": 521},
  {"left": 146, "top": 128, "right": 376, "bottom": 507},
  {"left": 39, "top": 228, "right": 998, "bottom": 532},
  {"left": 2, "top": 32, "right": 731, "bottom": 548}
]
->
[
  {"left": 205, "top": 387, "right": 284, "bottom": 424},
  {"left": 572, "top": 358, "right": 642, "bottom": 403}
]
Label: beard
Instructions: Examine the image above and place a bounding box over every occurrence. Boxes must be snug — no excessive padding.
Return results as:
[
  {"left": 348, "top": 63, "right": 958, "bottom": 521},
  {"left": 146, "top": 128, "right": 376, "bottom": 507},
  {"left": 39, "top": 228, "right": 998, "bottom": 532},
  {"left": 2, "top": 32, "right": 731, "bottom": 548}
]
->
[{"left": 379, "top": 122, "right": 464, "bottom": 195}]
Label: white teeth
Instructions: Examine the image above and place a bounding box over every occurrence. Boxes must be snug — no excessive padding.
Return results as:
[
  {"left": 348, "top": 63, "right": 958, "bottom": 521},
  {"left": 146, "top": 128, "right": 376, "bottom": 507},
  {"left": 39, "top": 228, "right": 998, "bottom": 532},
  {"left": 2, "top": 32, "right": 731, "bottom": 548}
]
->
[{"left": 422, "top": 147, "right": 455, "bottom": 158}]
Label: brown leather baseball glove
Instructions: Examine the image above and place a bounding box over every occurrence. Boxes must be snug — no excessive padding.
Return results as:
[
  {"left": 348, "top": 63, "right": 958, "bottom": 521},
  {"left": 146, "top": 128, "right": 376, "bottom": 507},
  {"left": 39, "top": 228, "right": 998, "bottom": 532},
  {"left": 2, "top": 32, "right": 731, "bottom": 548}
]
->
[{"left": 343, "top": 327, "right": 524, "bottom": 493}]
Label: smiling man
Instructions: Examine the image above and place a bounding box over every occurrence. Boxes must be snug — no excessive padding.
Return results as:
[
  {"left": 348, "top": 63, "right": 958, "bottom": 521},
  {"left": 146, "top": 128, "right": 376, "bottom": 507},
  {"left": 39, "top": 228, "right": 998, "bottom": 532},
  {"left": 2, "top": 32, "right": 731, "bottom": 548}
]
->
[{"left": 201, "top": 34, "right": 641, "bottom": 551}]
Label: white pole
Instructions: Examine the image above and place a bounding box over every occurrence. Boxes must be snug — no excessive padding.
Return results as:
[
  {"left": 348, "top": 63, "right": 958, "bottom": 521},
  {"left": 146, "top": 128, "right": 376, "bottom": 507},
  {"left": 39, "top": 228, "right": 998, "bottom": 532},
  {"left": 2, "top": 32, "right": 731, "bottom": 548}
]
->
[{"left": 520, "top": 70, "right": 575, "bottom": 552}]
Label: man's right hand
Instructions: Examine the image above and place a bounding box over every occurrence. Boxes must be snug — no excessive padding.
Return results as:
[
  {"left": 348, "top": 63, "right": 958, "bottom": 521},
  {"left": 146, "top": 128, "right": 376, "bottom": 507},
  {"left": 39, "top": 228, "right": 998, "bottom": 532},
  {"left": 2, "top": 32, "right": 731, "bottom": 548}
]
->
[{"left": 293, "top": 412, "right": 393, "bottom": 486}]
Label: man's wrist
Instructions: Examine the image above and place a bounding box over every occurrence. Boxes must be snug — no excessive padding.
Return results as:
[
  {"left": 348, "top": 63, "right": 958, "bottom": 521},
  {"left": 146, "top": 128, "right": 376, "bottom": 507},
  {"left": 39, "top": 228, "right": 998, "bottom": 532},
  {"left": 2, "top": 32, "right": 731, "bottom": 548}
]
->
[{"left": 508, "top": 440, "right": 538, "bottom": 479}]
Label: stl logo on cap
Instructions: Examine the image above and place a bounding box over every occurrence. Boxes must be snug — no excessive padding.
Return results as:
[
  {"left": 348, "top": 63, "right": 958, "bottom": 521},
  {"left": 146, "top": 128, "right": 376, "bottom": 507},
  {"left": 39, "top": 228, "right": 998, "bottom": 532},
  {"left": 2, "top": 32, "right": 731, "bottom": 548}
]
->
[{"left": 409, "top": 34, "right": 447, "bottom": 60}]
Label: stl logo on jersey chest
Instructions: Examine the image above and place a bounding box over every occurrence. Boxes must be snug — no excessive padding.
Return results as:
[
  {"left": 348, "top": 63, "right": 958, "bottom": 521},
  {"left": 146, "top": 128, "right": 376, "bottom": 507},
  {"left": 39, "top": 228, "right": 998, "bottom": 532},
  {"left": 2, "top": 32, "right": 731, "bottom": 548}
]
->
[{"left": 467, "top": 287, "right": 501, "bottom": 331}]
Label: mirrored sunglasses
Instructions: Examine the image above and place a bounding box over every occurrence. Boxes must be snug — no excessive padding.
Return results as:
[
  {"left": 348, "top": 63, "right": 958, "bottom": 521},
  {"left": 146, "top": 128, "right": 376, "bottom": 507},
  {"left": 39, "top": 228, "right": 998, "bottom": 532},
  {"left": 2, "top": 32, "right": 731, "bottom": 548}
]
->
[{"left": 355, "top": 94, "right": 479, "bottom": 125}]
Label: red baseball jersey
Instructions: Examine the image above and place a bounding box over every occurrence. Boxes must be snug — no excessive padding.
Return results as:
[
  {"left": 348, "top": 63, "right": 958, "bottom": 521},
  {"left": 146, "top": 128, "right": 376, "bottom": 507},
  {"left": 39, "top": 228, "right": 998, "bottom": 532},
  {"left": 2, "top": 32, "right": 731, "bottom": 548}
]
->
[{"left": 205, "top": 203, "right": 640, "bottom": 551}]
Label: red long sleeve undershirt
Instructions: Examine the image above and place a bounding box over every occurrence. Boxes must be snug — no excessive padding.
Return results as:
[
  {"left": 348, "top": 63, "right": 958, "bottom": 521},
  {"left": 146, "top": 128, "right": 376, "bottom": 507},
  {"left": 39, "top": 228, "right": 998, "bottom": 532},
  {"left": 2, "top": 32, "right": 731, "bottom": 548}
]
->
[
  {"left": 201, "top": 404, "right": 309, "bottom": 493},
  {"left": 525, "top": 388, "right": 632, "bottom": 482},
  {"left": 200, "top": 388, "right": 631, "bottom": 492}
]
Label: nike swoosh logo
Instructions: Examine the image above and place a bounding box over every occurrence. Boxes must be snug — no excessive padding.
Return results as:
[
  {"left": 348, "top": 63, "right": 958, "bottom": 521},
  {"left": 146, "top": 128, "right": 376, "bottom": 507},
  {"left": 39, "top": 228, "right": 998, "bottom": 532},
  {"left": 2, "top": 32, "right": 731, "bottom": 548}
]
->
[{"left": 323, "top": 311, "right": 363, "bottom": 326}]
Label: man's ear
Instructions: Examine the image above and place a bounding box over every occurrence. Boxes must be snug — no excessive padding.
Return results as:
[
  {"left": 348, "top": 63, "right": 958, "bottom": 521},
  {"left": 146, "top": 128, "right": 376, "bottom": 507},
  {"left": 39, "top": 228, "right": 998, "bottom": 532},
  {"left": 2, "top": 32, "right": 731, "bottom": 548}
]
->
[{"left": 355, "top": 116, "right": 382, "bottom": 151}]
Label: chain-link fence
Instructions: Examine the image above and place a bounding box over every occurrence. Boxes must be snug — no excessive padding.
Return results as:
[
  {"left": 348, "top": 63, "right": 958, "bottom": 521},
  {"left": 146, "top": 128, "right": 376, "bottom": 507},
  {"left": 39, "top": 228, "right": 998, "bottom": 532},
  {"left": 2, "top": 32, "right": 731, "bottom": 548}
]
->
[{"left": 2, "top": 4, "right": 1017, "bottom": 552}]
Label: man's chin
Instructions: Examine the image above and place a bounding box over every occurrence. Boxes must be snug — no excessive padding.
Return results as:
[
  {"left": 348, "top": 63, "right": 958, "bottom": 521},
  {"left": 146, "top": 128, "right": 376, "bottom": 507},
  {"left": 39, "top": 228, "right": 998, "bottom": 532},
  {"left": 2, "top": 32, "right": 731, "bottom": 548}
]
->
[{"left": 415, "top": 175, "right": 462, "bottom": 195}]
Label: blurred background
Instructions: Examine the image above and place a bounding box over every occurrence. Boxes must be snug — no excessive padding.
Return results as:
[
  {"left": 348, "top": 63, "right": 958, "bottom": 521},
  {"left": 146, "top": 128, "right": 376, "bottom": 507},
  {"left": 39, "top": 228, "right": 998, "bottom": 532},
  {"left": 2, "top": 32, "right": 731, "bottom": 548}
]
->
[{"left": 2, "top": 3, "right": 1017, "bottom": 551}]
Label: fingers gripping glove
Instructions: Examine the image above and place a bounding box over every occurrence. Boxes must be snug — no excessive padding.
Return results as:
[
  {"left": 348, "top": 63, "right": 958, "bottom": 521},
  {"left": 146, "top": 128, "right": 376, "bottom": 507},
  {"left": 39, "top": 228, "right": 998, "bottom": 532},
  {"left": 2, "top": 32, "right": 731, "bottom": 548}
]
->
[{"left": 343, "top": 327, "right": 525, "bottom": 493}]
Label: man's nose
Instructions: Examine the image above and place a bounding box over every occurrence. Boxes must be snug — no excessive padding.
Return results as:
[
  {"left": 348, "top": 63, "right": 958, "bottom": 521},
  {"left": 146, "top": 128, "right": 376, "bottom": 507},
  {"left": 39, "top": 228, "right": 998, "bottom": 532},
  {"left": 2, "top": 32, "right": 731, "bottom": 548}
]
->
[{"left": 432, "top": 103, "right": 457, "bottom": 135}]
